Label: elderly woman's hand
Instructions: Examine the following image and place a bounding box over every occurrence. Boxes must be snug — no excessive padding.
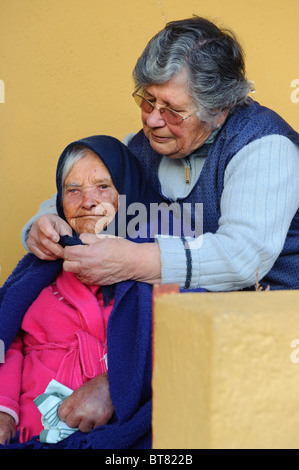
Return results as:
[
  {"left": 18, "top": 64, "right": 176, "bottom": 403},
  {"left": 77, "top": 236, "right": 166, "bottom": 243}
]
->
[
  {"left": 0, "top": 412, "right": 16, "bottom": 446},
  {"left": 27, "top": 214, "right": 72, "bottom": 260},
  {"left": 63, "top": 234, "right": 161, "bottom": 285},
  {"left": 57, "top": 373, "right": 114, "bottom": 432}
]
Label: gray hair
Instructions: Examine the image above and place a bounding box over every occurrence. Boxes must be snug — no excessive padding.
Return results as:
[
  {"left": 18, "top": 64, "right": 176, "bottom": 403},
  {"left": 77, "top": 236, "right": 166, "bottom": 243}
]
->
[
  {"left": 132, "top": 17, "right": 252, "bottom": 125},
  {"left": 61, "top": 145, "right": 90, "bottom": 193}
]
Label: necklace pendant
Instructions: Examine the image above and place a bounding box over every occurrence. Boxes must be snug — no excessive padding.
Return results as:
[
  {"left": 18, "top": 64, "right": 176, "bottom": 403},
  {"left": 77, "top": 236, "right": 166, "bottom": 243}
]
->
[{"left": 184, "top": 165, "right": 190, "bottom": 184}]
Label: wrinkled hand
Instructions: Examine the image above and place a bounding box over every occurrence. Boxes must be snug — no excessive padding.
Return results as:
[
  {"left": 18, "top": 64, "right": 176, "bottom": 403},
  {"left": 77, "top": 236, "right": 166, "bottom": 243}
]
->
[
  {"left": 63, "top": 234, "right": 133, "bottom": 285},
  {"left": 58, "top": 373, "right": 114, "bottom": 433},
  {"left": 27, "top": 214, "right": 72, "bottom": 260},
  {"left": 0, "top": 412, "right": 17, "bottom": 446},
  {"left": 63, "top": 234, "right": 161, "bottom": 285}
]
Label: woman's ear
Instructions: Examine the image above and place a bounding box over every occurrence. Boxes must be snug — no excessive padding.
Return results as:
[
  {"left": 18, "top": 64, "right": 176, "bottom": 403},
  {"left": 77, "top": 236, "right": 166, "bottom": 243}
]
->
[{"left": 213, "top": 108, "right": 230, "bottom": 129}]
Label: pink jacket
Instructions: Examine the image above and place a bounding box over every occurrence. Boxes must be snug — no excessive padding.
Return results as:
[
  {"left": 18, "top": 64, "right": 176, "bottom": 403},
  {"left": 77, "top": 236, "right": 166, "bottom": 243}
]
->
[{"left": 0, "top": 271, "right": 113, "bottom": 443}]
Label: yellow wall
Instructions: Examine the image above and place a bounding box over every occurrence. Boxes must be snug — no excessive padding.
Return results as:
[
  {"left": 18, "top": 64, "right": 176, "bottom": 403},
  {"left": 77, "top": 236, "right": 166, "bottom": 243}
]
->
[
  {"left": 153, "top": 290, "right": 299, "bottom": 449},
  {"left": 1, "top": 0, "right": 298, "bottom": 282}
]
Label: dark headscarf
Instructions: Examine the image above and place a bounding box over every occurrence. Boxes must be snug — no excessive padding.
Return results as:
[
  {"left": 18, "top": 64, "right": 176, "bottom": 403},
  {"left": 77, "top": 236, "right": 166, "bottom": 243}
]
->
[{"left": 56, "top": 135, "right": 163, "bottom": 238}]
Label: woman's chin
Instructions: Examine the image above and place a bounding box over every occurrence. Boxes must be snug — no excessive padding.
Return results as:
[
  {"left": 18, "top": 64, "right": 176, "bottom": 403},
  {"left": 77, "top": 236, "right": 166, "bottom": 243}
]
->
[{"left": 69, "top": 218, "right": 100, "bottom": 235}]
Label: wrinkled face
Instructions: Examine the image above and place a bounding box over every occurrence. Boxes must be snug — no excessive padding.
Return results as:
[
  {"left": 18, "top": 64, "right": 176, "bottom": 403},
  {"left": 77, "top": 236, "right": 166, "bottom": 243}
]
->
[
  {"left": 141, "top": 72, "right": 213, "bottom": 159},
  {"left": 63, "top": 151, "right": 119, "bottom": 234}
]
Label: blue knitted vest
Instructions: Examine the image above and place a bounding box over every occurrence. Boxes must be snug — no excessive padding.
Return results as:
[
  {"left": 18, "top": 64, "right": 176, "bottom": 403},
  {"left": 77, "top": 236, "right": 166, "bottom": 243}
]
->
[{"left": 128, "top": 99, "right": 299, "bottom": 290}]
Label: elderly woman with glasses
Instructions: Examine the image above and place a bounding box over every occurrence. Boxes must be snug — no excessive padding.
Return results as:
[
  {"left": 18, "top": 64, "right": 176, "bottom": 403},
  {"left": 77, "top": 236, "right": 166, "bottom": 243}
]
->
[{"left": 22, "top": 16, "right": 299, "bottom": 292}]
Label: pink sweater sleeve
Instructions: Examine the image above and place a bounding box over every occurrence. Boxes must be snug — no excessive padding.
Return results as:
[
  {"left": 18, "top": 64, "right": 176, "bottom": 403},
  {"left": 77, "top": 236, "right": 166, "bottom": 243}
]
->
[{"left": 0, "top": 334, "right": 24, "bottom": 424}]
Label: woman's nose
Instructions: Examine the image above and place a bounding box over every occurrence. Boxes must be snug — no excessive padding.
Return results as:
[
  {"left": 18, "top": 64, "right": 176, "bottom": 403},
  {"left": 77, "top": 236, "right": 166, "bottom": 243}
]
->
[
  {"left": 145, "top": 108, "right": 166, "bottom": 128},
  {"left": 82, "top": 189, "right": 98, "bottom": 209}
]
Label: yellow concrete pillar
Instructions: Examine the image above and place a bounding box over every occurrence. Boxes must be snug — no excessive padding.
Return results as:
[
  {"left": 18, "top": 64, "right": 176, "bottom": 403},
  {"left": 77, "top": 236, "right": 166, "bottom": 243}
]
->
[{"left": 152, "top": 289, "right": 299, "bottom": 449}]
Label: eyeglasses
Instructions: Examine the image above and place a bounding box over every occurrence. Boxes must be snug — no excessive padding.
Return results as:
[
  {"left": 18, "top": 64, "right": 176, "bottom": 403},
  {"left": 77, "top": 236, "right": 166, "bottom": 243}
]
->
[{"left": 132, "top": 92, "right": 198, "bottom": 126}]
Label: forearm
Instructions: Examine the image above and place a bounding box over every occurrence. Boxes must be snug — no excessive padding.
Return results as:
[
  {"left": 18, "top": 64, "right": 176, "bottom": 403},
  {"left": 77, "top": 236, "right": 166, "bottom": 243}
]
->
[
  {"left": 158, "top": 228, "right": 284, "bottom": 292},
  {"left": 132, "top": 242, "right": 162, "bottom": 284}
]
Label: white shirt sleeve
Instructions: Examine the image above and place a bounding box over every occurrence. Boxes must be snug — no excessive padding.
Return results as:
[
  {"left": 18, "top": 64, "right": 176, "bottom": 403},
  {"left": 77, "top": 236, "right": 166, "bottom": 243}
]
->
[
  {"left": 21, "top": 193, "right": 57, "bottom": 250},
  {"left": 122, "top": 132, "right": 136, "bottom": 146},
  {"left": 157, "top": 135, "right": 299, "bottom": 290}
]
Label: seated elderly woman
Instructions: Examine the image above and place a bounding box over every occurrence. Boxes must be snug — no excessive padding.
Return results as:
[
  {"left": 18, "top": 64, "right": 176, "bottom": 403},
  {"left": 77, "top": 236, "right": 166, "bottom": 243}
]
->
[{"left": 0, "top": 135, "right": 165, "bottom": 449}]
